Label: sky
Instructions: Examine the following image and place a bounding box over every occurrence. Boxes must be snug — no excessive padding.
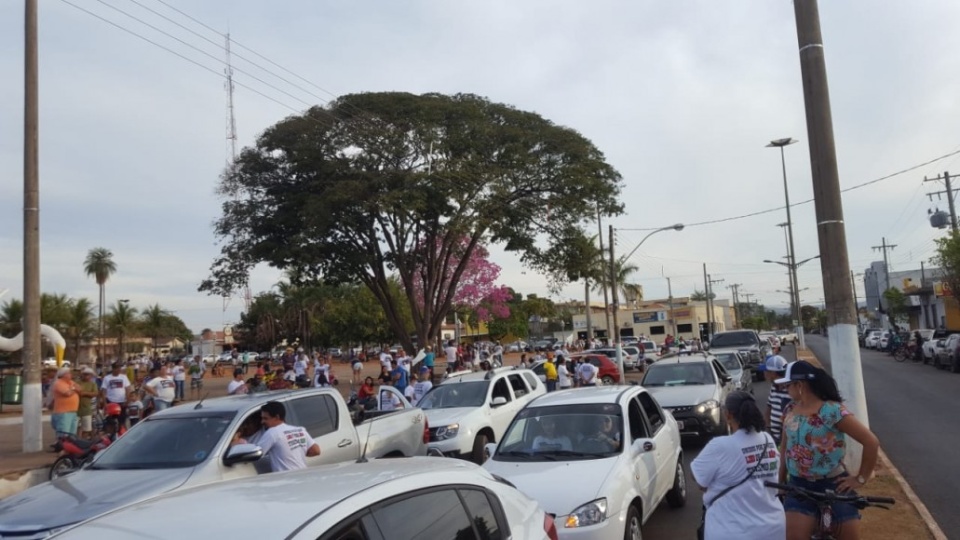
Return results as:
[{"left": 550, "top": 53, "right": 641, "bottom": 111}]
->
[{"left": 2, "top": 0, "right": 960, "bottom": 333}]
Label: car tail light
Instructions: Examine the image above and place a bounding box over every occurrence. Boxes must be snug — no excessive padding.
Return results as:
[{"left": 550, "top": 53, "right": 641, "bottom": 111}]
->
[
  {"left": 423, "top": 418, "right": 430, "bottom": 445},
  {"left": 543, "top": 513, "right": 559, "bottom": 540}
]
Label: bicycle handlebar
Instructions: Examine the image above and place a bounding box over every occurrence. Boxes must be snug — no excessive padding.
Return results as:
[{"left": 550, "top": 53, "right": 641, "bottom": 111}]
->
[{"left": 764, "top": 482, "right": 896, "bottom": 506}]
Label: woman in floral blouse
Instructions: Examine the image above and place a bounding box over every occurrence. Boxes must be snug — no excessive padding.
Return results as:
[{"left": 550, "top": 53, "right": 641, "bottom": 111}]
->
[{"left": 776, "top": 360, "right": 880, "bottom": 540}]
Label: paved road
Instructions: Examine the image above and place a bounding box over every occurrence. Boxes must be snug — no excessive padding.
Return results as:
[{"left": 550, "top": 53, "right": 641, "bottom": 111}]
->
[
  {"left": 643, "top": 345, "right": 800, "bottom": 539},
  {"left": 804, "top": 334, "right": 958, "bottom": 539}
]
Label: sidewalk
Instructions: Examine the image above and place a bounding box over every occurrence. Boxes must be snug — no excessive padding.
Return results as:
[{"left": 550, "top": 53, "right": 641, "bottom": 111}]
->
[{"left": 796, "top": 347, "right": 947, "bottom": 540}]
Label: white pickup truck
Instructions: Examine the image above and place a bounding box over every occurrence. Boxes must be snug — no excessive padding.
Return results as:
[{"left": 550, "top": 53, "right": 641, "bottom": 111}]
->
[
  {"left": 0, "top": 388, "right": 429, "bottom": 538},
  {"left": 419, "top": 367, "right": 547, "bottom": 463}
]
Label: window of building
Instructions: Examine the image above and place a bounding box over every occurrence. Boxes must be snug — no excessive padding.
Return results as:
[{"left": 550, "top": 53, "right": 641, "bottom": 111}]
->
[
  {"left": 677, "top": 323, "right": 693, "bottom": 333},
  {"left": 649, "top": 326, "right": 666, "bottom": 335}
]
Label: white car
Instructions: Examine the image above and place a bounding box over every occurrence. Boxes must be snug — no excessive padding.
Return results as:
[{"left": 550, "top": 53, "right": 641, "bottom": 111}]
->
[
  {"left": 419, "top": 367, "right": 547, "bottom": 463},
  {"left": 923, "top": 337, "right": 945, "bottom": 363},
  {"left": 42, "top": 358, "right": 71, "bottom": 368},
  {"left": 507, "top": 340, "right": 530, "bottom": 353},
  {"left": 483, "top": 386, "right": 685, "bottom": 539},
  {"left": 864, "top": 330, "right": 882, "bottom": 349},
  {"left": 878, "top": 331, "right": 892, "bottom": 350},
  {"left": 51, "top": 458, "right": 557, "bottom": 540}
]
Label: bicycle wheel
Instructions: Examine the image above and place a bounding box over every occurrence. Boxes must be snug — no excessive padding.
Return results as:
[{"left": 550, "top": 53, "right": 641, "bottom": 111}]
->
[
  {"left": 894, "top": 349, "right": 907, "bottom": 362},
  {"left": 49, "top": 456, "right": 80, "bottom": 480}
]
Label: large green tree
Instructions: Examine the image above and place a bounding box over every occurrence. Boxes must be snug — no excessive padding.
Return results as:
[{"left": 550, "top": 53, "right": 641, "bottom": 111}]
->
[
  {"left": 84, "top": 247, "right": 117, "bottom": 361},
  {"left": 65, "top": 298, "right": 96, "bottom": 362},
  {"left": 107, "top": 301, "right": 138, "bottom": 361},
  {"left": 201, "top": 92, "right": 622, "bottom": 351}
]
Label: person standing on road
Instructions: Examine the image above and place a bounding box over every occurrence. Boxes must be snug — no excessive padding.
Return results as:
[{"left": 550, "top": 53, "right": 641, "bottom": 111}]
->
[
  {"left": 101, "top": 362, "right": 133, "bottom": 427},
  {"left": 412, "top": 366, "right": 433, "bottom": 406},
  {"left": 777, "top": 361, "right": 881, "bottom": 540},
  {"left": 143, "top": 366, "right": 176, "bottom": 412},
  {"left": 390, "top": 359, "right": 409, "bottom": 396},
  {"left": 257, "top": 401, "right": 320, "bottom": 472},
  {"left": 77, "top": 368, "right": 100, "bottom": 438},
  {"left": 188, "top": 356, "right": 205, "bottom": 399},
  {"left": 543, "top": 359, "right": 558, "bottom": 392},
  {"left": 557, "top": 357, "right": 573, "bottom": 390},
  {"left": 578, "top": 359, "right": 599, "bottom": 387},
  {"left": 51, "top": 368, "right": 81, "bottom": 437},
  {"left": 758, "top": 355, "right": 791, "bottom": 446},
  {"left": 444, "top": 341, "right": 458, "bottom": 372},
  {"left": 691, "top": 391, "right": 784, "bottom": 540},
  {"left": 351, "top": 356, "right": 363, "bottom": 386},
  {"left": 422, "top": 345, "right": 436, "bottom": 380},
  {"left": 171, "top": 359, "right": 186, "bottom": 402}
]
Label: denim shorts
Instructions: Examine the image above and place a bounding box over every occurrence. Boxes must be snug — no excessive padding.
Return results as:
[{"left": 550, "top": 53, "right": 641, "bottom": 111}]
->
[{"left": 784, "top": 474, "right": 861, "bottom": 524}]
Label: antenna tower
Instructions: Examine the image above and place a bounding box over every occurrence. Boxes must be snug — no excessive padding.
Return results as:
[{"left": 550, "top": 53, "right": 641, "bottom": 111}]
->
[{"left": 224, "top": 32, "right": 251, "bottom": 311}]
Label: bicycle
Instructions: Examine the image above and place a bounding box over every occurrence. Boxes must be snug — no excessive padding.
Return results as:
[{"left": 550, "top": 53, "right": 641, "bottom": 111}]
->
[
  {"left": 893, "top": 343, "right": 921, "bottom": 363},
  {"left": 765, "top": 481, "right": 895, "bottom": 539}
]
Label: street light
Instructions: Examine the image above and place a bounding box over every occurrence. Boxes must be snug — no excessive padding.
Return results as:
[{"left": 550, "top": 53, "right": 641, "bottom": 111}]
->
[
  {"left": 612, "top": 223, "right": 685, "bottom": 384},
  {"left": 763, "top": 255, "right": 820, "bottom": 268},
  {"left": 767, "top": 137, "right": 804, "bottom": 347}
]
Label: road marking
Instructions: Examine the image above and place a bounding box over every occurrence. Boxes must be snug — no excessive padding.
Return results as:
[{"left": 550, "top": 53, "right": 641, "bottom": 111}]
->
[{"left": 878, "top": 449, "right": 948, "bottom": 540}]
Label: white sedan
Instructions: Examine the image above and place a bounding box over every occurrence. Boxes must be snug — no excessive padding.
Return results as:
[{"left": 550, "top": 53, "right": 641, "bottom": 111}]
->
[
  {"left": 51, "top": 458, "right": 557, "bottom": 540},
  {"left": 484, "top": 386, "right": 686, "bottom": 539}
]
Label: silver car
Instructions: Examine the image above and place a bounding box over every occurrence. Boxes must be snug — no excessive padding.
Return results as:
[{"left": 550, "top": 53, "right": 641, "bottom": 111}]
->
[
  {"left": 713, "top": 351, "right": 752, "bottom": 394},
  {"left": 640, "top": 352, "right": 735, "bottom": 441}
]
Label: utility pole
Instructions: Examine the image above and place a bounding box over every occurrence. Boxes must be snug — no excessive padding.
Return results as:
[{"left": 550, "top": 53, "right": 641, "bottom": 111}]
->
[
  {"left": 850, "top": 271, "right": 860, "bottom": 327},
  {"left": 667, "top": 277, "right": 677, "bottom": 336},
  {"left": 584, "top": 280, "right": 593, "bottom": 343},
  {"left": 597, "top": 207, "right": 611, "bottom": 342},
  {"left": 728, "top": 283, "right": 742, "bottom": 328},
  {"left": 871, "top": 237, "right": 897, "bottom": 303},
  {"left": 702, "top": 264, "right": 714, "bottom": 341},
  {"left": 609, "top": 225, "right": 624, "bottom": 383},
  {"left": 710, "top": 276, "right": 725, "bottom": 332},
  {"left": 924, "top": 172, "right": 958, "bottom": 232},
  {"left": 793, "top": 0, "right": 868, "bottom": 472},
  {"left": 23, "top": 0, "right": 43, "bottom": 453}
]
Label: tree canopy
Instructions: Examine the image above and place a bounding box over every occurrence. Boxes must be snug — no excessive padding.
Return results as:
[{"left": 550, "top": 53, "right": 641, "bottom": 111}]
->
[{"left": 202, "top": 92, "right": 623, "bottom": 350}]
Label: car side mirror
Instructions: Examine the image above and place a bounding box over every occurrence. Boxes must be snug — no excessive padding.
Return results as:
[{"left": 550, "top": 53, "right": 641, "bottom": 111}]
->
[
  {"left": 491, "top": 396, "right": 508, "bottom": 407},
  {"left": 483, "top": 442, "right": 498, "bottom": 462},
  {"left": 722, "top": 375, "right": 733, "bottom": 384},
  {"left": 223, "top": 443, "right": 263, "bottom": 466},
  {"left": 633, "top": 438, "right": 656, "bottom": 453}
]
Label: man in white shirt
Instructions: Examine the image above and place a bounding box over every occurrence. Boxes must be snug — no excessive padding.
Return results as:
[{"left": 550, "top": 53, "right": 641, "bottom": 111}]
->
[
  {"left": 444, "top": 342, "right": 458, "bottom": 367},
  {"left": 578, "top": 361, "right": 599, "bottom": 386},
  {"left": 379, "top": 350, "right": 392, "bottom": 371},
  {"left": 412, "top": 367, "right": 434, "bottom": 406},
  {"left": 557, "top": 358, "right": 573, "bottom": 389},
  {"left": 172, "top": 360, "right": 186, "bottom": 402},
  {"left": 257, "top": 401, "right": 320, "bottom": 472},
  {"left": 532, "top": 417, "right": 572, "bottom": 452},
  {"left": 380, "top": 387, "right": 403, "bottom": 411},
  {"left": 143, "top": 367, "right": 176, "bottom": 411},
  {"left": 227, "top": 369, "right": 248, "bottom": 395},
  {"left": 100, "top": 362, "right": 132, "bottom": 425},
  {"left": 293, "top": 355, "right": 307, "bottom": 379}
]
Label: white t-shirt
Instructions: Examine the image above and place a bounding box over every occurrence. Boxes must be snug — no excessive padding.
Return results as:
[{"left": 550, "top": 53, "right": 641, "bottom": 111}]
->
[
  {"left": 444, "top": 346, "right": 457, "bottom": 364},
  {"left": 558, "top": 365, "right": 573, "bottom": 388},
  {"left": 404, "top": 384, "right": 416, "bottom": 402},
  {"left": 380, "top": 352, "right": 392, "bottom": 369},
  {"left": 380, "top": 390, "right": 402, "bottom": 411},
  {"left": 101, "top": 374, "right": 131, "bottom": 403},
  {"left": 172, "top": 365, "right": 185, "bottom": 382},
  {"left": 690, "top": 430, "right": 784, "bottom": 540},
  {"left": 145, "top": 376, "right": 176, "bottom": 402},
  {"left": 226, "top": 379, "right": 247, "bottom": 395},
  {"left": 257, "top": 422, "right": 316, "bottom": 472},
  {"left": 412, "top": 380, "right": 433, "bottom": 406},
  {"left": 578, "top": 363, "right": 599, "bottom": 385},
  {"left": 294, "top": 359, "right": 307, "bottom": 377}
]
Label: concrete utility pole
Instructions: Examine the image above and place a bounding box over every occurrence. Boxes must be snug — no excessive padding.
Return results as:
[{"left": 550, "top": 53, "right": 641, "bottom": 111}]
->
[
  {"left": 23, "top": 0, "right": 43, "bottom": 453},
  {"left": 793, "top": 0, "right": 869, "bottom": 471},
  {"left": 667, "top": 277, "right": 677, "bottom": 336},
  {"left": 710, "top": 276, "right": 725, "bottom": 331},
  {"left": 925, "top": 172, "right": 958, "bottom": 232},
  {"left": 702, "top": 264, "right": 711, "bottom": 341},
  {"left": 609, "top": 225, "right": 625, "bottom": 383},
  {"left": 728, "top": 283, "right": 742, "bottom": 328},
  {"left": 871, "top": 237, "right": 897, "bottom": 299},
  {"left": 850, "top": 271, "right": 861, "bottom": 326},
  {"left": 597, "top": 207, "right": 611, "bottom": 341}
]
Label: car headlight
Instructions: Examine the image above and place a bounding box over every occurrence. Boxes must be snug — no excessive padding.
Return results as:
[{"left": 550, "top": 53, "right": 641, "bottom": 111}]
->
[
  {"left": 435, "top": 424, "right": 459, "bottom": 440},
  {"left": 695, "top": 399, "right": 719, "bottom": 414},
  {"left": 565, "top": 498, "right": 607, "bottom": 528}
]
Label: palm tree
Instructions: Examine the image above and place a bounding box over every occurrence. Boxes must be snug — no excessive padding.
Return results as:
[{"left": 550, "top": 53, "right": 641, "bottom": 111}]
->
[
  {"left": 0, "top": 298, "right": 24, "bottom": 336},
  {"left": 691, "top": 289, "right": 716, "bottom": 301},
  {"left": 107, "top": 300, "right": 137, "bottom": 362},
  {"left": 65, "top": 298, "right": 96, "bottom": 362},
  {"left": 141, "top": 303, "right": 172, "bottom": 355},
  {"left": 84, "top": 247, "right": 117, "bottom": 366},
  {"left": 40, "top": 293, "right": 72, "bottom": 329}
]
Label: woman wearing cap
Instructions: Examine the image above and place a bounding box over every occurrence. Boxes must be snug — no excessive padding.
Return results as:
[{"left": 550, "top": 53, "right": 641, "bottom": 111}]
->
[
  {"left": 776, "top": 361, "right": 880, "bottom": 540},
  {"left": 691, "top": 391, "right": 784, "bottom": 540}
]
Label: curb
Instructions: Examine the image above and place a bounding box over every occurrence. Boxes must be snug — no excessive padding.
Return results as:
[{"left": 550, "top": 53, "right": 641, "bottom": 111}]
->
[
  {"left": 796, "top": 346, "right": 947, "bottom": 540},
  {"left": 877, "top": 449, "right": 948, "bottom": 540}
]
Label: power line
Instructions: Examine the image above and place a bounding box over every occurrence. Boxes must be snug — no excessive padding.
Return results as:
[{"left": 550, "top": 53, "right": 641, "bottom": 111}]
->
[{"left": 618, "top": 147, "right": 960, "bottom": 231}]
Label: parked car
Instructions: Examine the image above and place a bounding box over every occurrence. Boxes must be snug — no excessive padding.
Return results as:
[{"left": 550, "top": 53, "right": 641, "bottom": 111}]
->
[
  {"left": 776, "top": 329, "right": 798, "bottom": 345},
  {"left": 639, "top": 339, "right": 658, "bottom": 359},
  {"left": 42, "top": 358, "right": 71, "bottom": 368},
  {"left": 878, "top": 331, "right": 892, "bottom": 350},
  {"left": 622, "top": 345, "right": 643, "bottom": 369},
  {"left": 935, "top": 334, "right": 960, "bottom": 372},
  {"left": 864, "top": 330, "right": 882, "bottom": 349},
  {"left": 327, "top": 347, "right": 343, "bottom": 358},
  {"left": 0, "top": 388, "right": 430, "bottom": 538},
  {"left": 621, "top": 336, "right": 639, "bottom": 346},
  {"left": 758, "top": 331, "right": 781, "bottom": 349},
  {"left": 640, "top": 352, "right": 734, "bottom": 441},
  {"left": 571, "top": 354, "right": 622, "bottom": 385},
  {"left": 586, "top": 347, "right": 640, "bottom": 371},
  {"left": 419, "top": 367, "right": 547, "bottom": 463},
  {"left": 201, "top": 354, "right": 216, "bottom": 365},
  {"left": 923, "top": 338, "right": 944, "bottom": 363},
  {"left": 483, "top": 386, "right": 685, "bottom": 540},
  {"left": 52, "top": 458, "right": 557, "bottom": 540},
  {"left": 507, "top": 340, "right": 531, "bottom": 353},
  {"left": 707, "top": 330, "right": 769, "bottom": 380},
  {"left": 713, "top": 351, "right": 752, "bottom": 394}
]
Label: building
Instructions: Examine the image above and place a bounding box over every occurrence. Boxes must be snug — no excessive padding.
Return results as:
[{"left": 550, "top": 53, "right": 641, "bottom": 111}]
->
[
  {"left": 571, "top": 297, "right": 733, "bottom": 342},
  {"left": 863, "top": 262, "right": 949, "bottom": 330}
]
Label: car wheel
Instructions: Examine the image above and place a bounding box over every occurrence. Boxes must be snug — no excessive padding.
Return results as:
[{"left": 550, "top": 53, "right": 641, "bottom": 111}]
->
[
  {"left": 471, "top": 432, "right": 490, "bottom": 465},
  {"left": 623, "top": 504, "right": 642, "bottom": 540},
  {"left": 602, "top": 375, "right": 615, "bottom": 385},
  {"left": 665, "top": 459, "right": 687, "bottom": 508}
]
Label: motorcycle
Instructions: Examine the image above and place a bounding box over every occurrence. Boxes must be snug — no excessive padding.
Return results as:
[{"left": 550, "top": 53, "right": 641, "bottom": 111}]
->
[{"left": 49, "top": 413, "right": 122, "bottom": 480}]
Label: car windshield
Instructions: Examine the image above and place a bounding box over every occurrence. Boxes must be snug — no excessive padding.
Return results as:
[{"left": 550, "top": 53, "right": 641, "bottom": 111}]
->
[
  {"left": 495, "top": 404, "right": 624, "bottom": 461},
  {"left": 641, "top": 362, "right": 715, "bottom": 386},
  {"left": 419, "top": 381, "right": 489, "bottom": 409},
  {"left": 715, "top": 353, "right": 741, "bottom": 372},
  {"left": 709, "top": 332, "right": 757, "bottom": 348},
  {"left": 90, "top": 414, "right": 234, "bottom": 470}
]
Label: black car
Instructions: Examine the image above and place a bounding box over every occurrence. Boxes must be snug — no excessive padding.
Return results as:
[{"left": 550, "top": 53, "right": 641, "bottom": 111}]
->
[{"left": 707, "top": 330, "right": 770, "bottom": 380}]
